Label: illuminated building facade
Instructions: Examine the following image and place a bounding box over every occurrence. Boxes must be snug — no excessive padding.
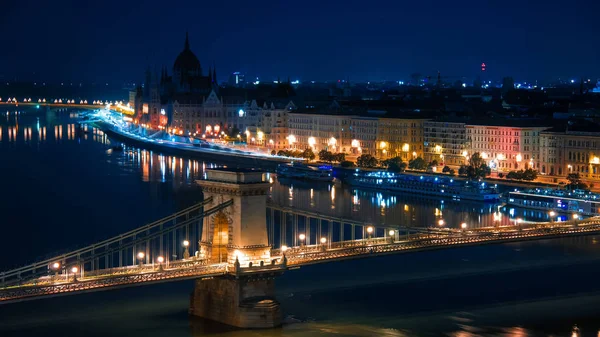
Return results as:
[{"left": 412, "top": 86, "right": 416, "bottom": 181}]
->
[
  {"left": 376, "top": 118, "right": 426, "bottom": 160},
  {"left": 466, "top": 120, "right": 550, "bottom": 173},
  {"left": 424, "top": 119, "right": 468, "bottom": 168},
  {"left": 287, "top": 111, "right": 425, "bottom": 159},
  {"left": 540, "top": 125, "right": 600, "bottom": 181}
]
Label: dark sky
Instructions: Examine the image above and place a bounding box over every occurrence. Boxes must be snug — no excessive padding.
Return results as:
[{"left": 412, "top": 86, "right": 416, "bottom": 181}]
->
[{"left": 1, "top": 0, "right": 598, "bottom": 83}]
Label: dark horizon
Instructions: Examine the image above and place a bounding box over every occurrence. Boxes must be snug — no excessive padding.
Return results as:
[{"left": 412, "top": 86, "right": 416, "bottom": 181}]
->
[{"left": 1, "top": 0, "right": 599, "bottom": 84}]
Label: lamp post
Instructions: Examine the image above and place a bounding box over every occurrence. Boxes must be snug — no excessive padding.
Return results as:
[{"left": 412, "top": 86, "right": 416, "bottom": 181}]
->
[
  {"left": 320, "top": 237, "right": 327, "bottom": 251},
  {"left": 137, "top": 252, "right": 145, "bottom": 267},
  {"left": 183, "top": 240, "right": 190, "bottom": 259},
  {"left": 157, "top": 256, "right": 164, "bottom": 271},
  {"left": 71, "top": 266, "right": 79, "bottom": 282},
  {"left": 438, "top": 219, "right": 445, "bottom": 226},
  {"left": 516, "top": 218, "right": 523, "bottom": 231},
  {"left": 460, "top": 222, "right": 467, "bottom": 232},
  {"left": 366, "top": 226, "right": 373, "bottom": 239},
  {"left": 549, "top": 211, "right": 556, "bottom": 223},
  {"left": 298, "top": 234, "right": 306, "bottom": 248},
  {"left": 388, "top": 230, "right": 395, "bottom": 243},
  {"left": 50, "top": 262, "right": 60, "bottom": 277}
]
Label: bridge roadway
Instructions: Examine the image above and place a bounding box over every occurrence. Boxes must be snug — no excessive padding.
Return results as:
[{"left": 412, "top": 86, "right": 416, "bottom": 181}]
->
[{"left": 1, "top": 216, "right": 599, "bottom": 303}]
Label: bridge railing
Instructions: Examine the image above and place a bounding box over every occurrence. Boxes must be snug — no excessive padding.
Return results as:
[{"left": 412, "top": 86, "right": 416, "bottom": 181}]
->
[
  {"left": 282, "top": 220, "right": 600, "bottom": 266},
  {"left": 0, "top": 197, "right": 233, "bottom": 288}
]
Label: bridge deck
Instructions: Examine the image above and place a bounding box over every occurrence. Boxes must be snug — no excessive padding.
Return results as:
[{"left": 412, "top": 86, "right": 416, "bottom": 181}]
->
[{"left": 1, "top": 217, "right": 599, "bottom": 303}]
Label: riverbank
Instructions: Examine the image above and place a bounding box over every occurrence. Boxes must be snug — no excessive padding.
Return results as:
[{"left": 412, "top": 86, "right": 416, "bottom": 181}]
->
[{"left": 95, "top": 121, "right": 290, "bottom": 171}]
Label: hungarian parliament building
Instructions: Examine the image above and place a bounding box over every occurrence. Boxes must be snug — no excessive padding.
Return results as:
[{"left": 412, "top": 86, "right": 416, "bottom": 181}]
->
[{"left": 131, "top": 33, "right": 294, "bottom": 150}]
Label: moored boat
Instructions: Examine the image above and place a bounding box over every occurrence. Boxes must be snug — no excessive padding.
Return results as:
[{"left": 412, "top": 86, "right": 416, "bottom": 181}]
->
[{"left": 276, "top": 162, "right": 334, "bottom": 182}]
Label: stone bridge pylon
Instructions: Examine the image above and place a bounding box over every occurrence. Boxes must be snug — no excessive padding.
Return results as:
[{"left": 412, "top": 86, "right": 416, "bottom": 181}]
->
[{"left": 191, "top": 168, "right": 284, "bottom": 328}]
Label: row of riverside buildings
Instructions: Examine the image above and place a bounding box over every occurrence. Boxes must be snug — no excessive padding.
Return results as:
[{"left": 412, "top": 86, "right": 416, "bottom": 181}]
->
[{"left": 131, "top": 33, "right": 600, "bottom": 183}]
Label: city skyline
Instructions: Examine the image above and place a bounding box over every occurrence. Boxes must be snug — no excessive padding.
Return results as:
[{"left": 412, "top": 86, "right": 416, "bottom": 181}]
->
[{"left": 1, "top": 0, "right": 599, "bottom": 83}]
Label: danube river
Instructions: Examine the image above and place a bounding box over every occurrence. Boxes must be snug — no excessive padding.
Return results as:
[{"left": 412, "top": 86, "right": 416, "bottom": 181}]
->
[{"left": 1, "top": 107, "right": 600, "bottom": 336}]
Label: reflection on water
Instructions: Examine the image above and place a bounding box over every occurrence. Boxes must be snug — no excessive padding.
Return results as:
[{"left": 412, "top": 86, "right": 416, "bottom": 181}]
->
[{"left": 3, "top": 107, "right": 600, "bottom": 336}]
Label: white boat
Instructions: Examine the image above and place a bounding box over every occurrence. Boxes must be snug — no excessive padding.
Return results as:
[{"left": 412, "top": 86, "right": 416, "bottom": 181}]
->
[
  {"left": 276, "top": 163, "right": 334, "bottom": 182},
  {"left": 347, "top": 170, "right": 501, "bottom": 202}
]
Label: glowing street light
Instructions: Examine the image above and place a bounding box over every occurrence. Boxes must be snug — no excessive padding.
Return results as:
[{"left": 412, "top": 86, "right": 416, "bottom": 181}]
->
[
  {"left": 71, "top": 266, "right": 78, "bottom": 274},
  {"left": 320, "top": 237, "right": 327, "bottom": 244},
  {"left": 281, "top": 245, "right": 288, "bottom": 253},
  {"left": 156, "top": 256, "right": 165, "bottom": 271},
  {"left": 366, "top": 226, "right": 374, "bottom": 239},
  {"left": 388, "top": 230, "right": 395, "bottom": 236},
  {"left": 460, "top": 222, "right": 467, "bottom": 229},
  {"left": 183, "top": 240, "right": 190, "bottom": 259},
  {"left": 573, "top": 213, "right": 580, "bottom": 220},
  {"left": 438, "top": 219, "right": 445, "bottom": 226},
  {"left": 51, "top": 262, "right": 60, "bottom": 270},
  {"left": 299, "top": 233, "right": 306, "bottom": 246},
  {"left": 137, "top": 252, "right": 145, "bottom": 266}
]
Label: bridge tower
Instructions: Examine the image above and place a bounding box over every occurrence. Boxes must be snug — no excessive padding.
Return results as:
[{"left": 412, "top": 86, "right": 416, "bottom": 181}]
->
[{"left": 191, "top": 168, "right": 282, "bottom": 328}]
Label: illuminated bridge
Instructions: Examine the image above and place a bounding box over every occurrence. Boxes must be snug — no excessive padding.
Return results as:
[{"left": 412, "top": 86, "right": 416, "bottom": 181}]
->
[{"left": 1, "top": 168, "right": 599, "bottom": 328}]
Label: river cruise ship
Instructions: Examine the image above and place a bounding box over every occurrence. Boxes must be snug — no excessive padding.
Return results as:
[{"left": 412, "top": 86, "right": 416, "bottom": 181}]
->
[
  {"left": 347, "top": 170, "right": 501, "bottom": 202},
  {"left": 507, "top": 188, "right": 600, "bottom": 216}
]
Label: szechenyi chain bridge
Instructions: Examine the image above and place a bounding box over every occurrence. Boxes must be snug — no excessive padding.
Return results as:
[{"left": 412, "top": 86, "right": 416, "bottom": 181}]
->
[{"left": 1, "top": 167, "right": 600, "bottom": 328}]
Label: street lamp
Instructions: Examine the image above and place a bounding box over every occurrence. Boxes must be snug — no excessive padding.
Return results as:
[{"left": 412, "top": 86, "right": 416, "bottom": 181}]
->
[
  {"left": 71, "top": 266, "right": 79, "bottom": 281},
  {"left": 137, "top": 252, "right": 145, "bottom": 266},
  {"left": 366, "top": 226, "right": 374, "bottom": 240},
  {"left": 320, "top": 237, "right": 327, "bottom": 244},
  {"left": 388, "top": 229, "right": 395, "bottom": 243},
  {"left": 572, "top": 213, "right": 580, "bottom": 220},
  {"left": 157, "top": 256, "right": 164, "bottom": 271},
  {"left": 438, "top": 219, "right": 445, "bottom": 226},
  {"left": 281, "top": 245, "right": 288, "bottom": 253},
  {"left": 460, "top": 222, "right": 467, "bottom": 230},
  {"left": 299, "top": 234, "right": 306, "bottom": 247},
  {"left": 183, "top": 240, "right": 190, "bottom": 259}
]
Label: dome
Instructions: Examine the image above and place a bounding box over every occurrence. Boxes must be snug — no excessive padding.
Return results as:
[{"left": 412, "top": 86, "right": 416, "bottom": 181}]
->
[{"left": 173, "top": 32, "right": 201, "bottom": 72}]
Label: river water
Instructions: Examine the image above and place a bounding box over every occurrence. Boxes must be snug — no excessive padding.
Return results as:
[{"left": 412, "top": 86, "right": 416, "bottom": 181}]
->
[{"left": 1, "top": 107, "right": 600, "bottom": 336}]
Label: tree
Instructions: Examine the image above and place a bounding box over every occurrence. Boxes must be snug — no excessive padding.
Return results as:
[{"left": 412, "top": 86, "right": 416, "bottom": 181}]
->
[
  {"left": 566, "top": 173, "right": 589, "bottom": 190},
  {"left": 469, "top": 152, "right": 485, "bottom": 168},
  {"left": 302, "top": 148, "right": 315, "bottom": 161},
  {"left": 429, "top": 159, "right": 439, "bottom": 167},
  {"left": 383, "top": 156, "right": 406, "bottom": 172},
  {"left": 522, "top": 168, "right": 538, "bottom": 181},
  {"left": 340, "top": 160, "right": 355, "bottom": 168},
  {"left": 464, "top": 152, "right": 491, "bottom": 180},
  {"left": 277, "top": 150, "right": 289, "bottom": 157},
  {"left": 442, "top": 166, "right": 451, "bottom": 173},
  {"left": 356, "top": 154, "right": 379, "bottom": 168},
  {"left": 408, "top": 157, "right": 427, "bottom": 170},
  {"left": 567, "top": 173, "right": 582, "bottom": 185},
  {"left": 318, "top": 150, "right": 334, "bottom": 162},
  {"left": 448, "top": 169, "right": 456, "bottom": 176},
  {"left": 334, "top": 153, "right": 346, "bottom": 163},
  {"left": 458, "top": 165, "right": 468, "bottom": 176},
  {"left": 271, "top": 150, "right": 276, "bottom": 156}
]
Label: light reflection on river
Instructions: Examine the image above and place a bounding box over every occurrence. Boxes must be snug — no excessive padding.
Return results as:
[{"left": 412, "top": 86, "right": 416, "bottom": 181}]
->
[{"left": 1, "top": 108, "right": 600, "bottom": 336}]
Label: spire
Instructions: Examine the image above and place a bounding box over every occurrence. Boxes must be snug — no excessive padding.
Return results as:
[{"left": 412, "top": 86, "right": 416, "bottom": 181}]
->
[
  {"left": 208, "top": 65, "right": 212, "bottom": 83},
  {"left": 184, "top": 31, "right": 190, "bottom": 50}
]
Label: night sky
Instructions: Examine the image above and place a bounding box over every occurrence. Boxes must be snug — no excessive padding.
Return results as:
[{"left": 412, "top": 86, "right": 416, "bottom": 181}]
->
[{"left": 1, "top": 0, "right": 598, "bottom": 83}]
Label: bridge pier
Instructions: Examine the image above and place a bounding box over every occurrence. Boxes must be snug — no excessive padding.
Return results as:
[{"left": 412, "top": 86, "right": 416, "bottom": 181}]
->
[
  {"left": 189, "top": 271, "right": 283, "bottom": 328},
  {"left": 192, "top": 168, "right": 283, "bottom": 328}
]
